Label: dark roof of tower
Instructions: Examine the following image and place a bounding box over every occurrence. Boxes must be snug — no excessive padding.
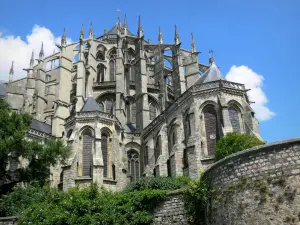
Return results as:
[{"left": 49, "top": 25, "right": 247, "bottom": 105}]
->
[
  {"left": 125, "top": 123, "right": 136, "bottom": 133},
  {"left": 0, "top": 82, "right": 7, "bottom": 97},
  {"left": 30, "top": 119, "right": 52, "bottom": 134},
  {"left": 106, "top": 23, "right": 135, "bottom": 36},
  {"left": 81, "top": 96, "right": 103, "bottom": 112},
  {"left": 194, "top": 61, "right": 225, "bottom": 85}
]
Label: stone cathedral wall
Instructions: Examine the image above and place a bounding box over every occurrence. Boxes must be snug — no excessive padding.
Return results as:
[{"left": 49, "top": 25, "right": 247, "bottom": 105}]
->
[{"left": 205, "top": 138, "right": 300, "bottom": 225}]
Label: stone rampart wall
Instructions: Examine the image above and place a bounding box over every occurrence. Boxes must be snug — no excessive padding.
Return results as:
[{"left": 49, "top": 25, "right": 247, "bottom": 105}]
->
[
  {"left": 153, "top": 190, "right": 189, "bottom": 225},
  {"left": 205, "top": 138, "right": 300, "bottom": 225},
  {"left": 0, "top": 217, "right": 18, "bottom": 225}
]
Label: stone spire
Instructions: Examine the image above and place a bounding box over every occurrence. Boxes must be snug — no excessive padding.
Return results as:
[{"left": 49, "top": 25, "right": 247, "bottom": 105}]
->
[
  {"left": 191, "top": 33, "right": 196, "bottom": 53},
  {"left": 123, "top": 14, "right": 128, "bottom": 35},
  {"left": 117, "top": 10, "right": 121, "bottom": 36},
  {"left": 137, "top": 15, "right": 144, "bottom": 38},
  {"left": 174, "top": 25, "right": 180, "bottom": 45},
  {"left": 39, "top": 42, "right": 44, "bottom": 60},
  {"left": 89, "top": 22, "right": 94, "bottom": 39},
  {"left": 9, "top": 61, "right": 14, "bottom": 82},
  {"left": 158, "top": 26, "right": 163, "bottom": 44},
  {"left": 30, "top": 50, "right": 34, "bottom": 68},
  {"left": 80, "top": 23, "right": 84, "bottom": 40},
  {"left": 61, "top": 28, "right": 67, "bottom": 48}
]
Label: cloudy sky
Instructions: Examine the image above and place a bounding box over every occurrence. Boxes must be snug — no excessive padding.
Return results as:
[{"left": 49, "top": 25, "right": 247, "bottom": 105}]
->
[{"left": 0, "top": 0, "right": 299, "bottom": 142}]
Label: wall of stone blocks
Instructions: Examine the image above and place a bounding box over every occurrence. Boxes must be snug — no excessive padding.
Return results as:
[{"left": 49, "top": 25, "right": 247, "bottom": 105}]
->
[
  {"left": 153, "top": 191, "right": 189, "bottom": 225},
  {"left": 0, "top": 217, "right": 18, "bottom": 225},
  {"left": 205, "top": 138, "right": 300, "bottom": 225}
]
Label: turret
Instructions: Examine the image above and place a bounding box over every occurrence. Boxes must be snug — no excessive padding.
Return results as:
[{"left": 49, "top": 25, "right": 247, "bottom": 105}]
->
[
  {"left": 39, "top": 42, "right": 44, "bottom": 61},
  {"left": 185, "top": 33, "right": 200, "bottom": 88},
  {"left": 158, "top": 27, "right": 163, "bottom": 44},
  {"left": 89, "top": 22, "right": 94, "bottom": 39},
  {"left": 123, "top": 14, "right": 128, "bottom": 36},
  {"left": 9, "top": 61, "right": 14, "bottom": 82},
  {"left": 191, "top": 33, "right": 196, "bottom": 53},
  {"left": 174, "top": 25, "right": 180, "bottom": 45},
  {"left": 61, "top": 28, "right": 67, "bottom": 49},
  {"left": 80, "top": 23, "right": 84, "bottom": 40},
  {"left": 137, "top": 15, "right": 144, "bottom": 38}
]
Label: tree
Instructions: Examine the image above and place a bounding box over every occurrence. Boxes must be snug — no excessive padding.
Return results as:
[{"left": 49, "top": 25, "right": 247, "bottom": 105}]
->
[
  {"left": 215, "top": 132, "right": 264, "bottom": 161},
  {"left": 0, "top": 99, "right": 70, "bottom": 195}
]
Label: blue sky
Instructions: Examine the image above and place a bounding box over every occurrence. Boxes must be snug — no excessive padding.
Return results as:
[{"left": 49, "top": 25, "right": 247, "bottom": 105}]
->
[{"left": 0, "top": 0, "right": 299, "bottom": 142}]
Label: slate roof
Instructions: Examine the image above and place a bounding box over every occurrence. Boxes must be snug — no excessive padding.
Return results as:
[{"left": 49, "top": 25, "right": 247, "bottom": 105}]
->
[
  {"left": 194, "top": 60, "right": 225, "bottom": 85},
  {"left": 30, "top": 119, "right": 52, "bottom": 134},
  {"left": 81, "top": 96, "right": 103, "bottom": 112},
  {"left": 107, "top": 24, "right": 135, "bottom": 36},
  {"left": 0, "top": 82, "right": 7, "bottom": 97},
  {"left": 125, "top": 123, "right": 136, "bottom": 133}
]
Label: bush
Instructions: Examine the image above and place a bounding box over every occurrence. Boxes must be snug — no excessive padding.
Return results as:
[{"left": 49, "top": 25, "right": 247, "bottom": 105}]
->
[
  {"left": 0, "top": 184, "right": 63, "bottom": 217},
  {"left": 4, "top": 183, "right": 168, "bottom": 225},
  {"left": 215, "top": 132, "right": 264, "bottom": 161},
  {"left": 184, "top": 172, "right": 211, "bottom": 225},
  {"left": 124, "top": 176, "right": 190, "bottom": 192}
]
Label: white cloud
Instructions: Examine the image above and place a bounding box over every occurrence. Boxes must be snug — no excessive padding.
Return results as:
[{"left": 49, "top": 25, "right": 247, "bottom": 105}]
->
[
  {"left": 225, "top": 65, "right": 275, "bottom": 121},
  {"left": 0, "top": 25, "right": 72, "bottom": 81}
]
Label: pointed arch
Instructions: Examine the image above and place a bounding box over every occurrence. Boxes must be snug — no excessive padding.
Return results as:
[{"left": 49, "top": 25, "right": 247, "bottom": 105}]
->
[
  {"left": 109, "top": 60, "right": 115, "bottom": 81},
  {"left": 127, "top": 149, "right": 140, "bottom": 182},
  {"left": 97, "top": 63, "right": 106, "bottom": 82},
  {"left": 82, "top": 129, "right": 93, "bottom": 177},
  {"left": 100, "top": 127, "right": 112, "bottom": 178},
  {"left": 155, "top": 135, "right": 162, "bottom": 163},
  {"left": 203, "top": 105, "right": 219, "bottom": 156},
  {"left": 148, "top": 95, "right": 159, "bottom": 121}
]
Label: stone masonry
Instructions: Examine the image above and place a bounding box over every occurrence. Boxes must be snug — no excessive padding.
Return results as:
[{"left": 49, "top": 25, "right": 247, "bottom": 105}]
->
[
  {"left": 153, "top": 191, "right": 189, "bottom": 225},
  {"left": 205, "top": 138, "right": 300, "bottom": 225}
]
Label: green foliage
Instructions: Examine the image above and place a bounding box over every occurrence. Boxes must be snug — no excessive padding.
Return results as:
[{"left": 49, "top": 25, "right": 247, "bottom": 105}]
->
[
  {"left": 14, "top": 183, "right": 167, "bottom": 225},
  {"left": 215, "top": 132, "right": 264, "bottom": 161},
  {"left": 0, "top": 184, "right": 63, "bottom": 217},
  {"left": 123, "top": 176, "right": 190, "bottom": 192},
  {"left": 184, "top": 172, "right": 211, "bottom": 225},
  {"left": 0, "top": 99, "right": 71, "bottom": 194}
]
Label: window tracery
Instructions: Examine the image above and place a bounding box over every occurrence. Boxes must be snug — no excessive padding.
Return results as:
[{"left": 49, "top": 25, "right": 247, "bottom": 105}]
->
[
  {"left": 127, "top": 149, "right": 140, "bottom": 182},
  {"left": 82, "top": 129, "right": 93, "bottom": 177}
]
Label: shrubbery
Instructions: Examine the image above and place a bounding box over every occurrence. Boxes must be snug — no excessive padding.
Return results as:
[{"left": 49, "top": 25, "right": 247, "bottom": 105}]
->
[
  {"left": 12, "top": 184, "right": 167, "bottom": 225},
  {"left": 124, "top": 176, "right": 191, "bottom": 192},
  {"left": 215, "top": 132, "right": 264, "bottom": 161},
  {"left": 184, "top": 172, "right": 211, "bottom": 225}
]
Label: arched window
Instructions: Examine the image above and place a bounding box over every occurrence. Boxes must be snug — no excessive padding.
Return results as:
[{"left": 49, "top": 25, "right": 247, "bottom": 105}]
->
[
  {"left": 106, "top": 100, "right": 113, "bottom": 114},
  {"left": 109, "top": 60, "right": 115, "bottom": 81},
  {"left": 96, "top": 51, "right": 105, "bottom": 60},
  {"left": 98, "top": 102, "right": 104, "bottom": 112},
  {"left": 131, "top": 103, "right": 136, "bottom": 123},
  {"left": 229, "top": 106, "right": 241, "bottom": 133},
  {"left": 82, "top": 129, "right": 93, "bottom": 177},
  {"left": 144, "top": 145, "right": 149, "bottom": 167},
  {"left": 168, "top": 124, "right": 177, "bottom": 154},
  {"left": 149, "top": 103, "right": 156, "bottom": 120},
  {"left": 203, "top": 105, "right": 219, "bottom": 156},
  {"left": 97, "top": 64, "right": 105, "bottom": 82},
  {"left": 127, "top": 149, "right": 140, "bottom": 182},
  {"left": 112, "top": 164, "right": 116, "bottom": 180},
  {"left": 155, "top": 135, "right": 161, "bottom": 163},
  {"left": 184, "top": 114, "right": 191, "bottom": 140},
  {"left": 96, "top": 94, "right": 115, "bottom": 115},
  {"left": 46, "top": 74, "right": 51, "bottom": 81},
  {"left": 101, "top": 133, "right": 108, "bottom": 177}
]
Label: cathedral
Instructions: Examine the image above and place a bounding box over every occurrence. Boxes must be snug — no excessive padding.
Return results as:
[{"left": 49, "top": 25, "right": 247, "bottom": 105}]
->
[{"left": 3, "top": 15, "right": 262, "bottom": 191}]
